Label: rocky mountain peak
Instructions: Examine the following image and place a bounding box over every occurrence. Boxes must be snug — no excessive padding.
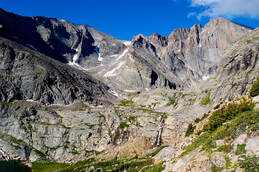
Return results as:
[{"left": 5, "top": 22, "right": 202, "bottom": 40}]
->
[
  {"left": 132, "top": 34, "right": 145, "bottom": 42},
  {"left": 147, "top": 33, "right": 168, "bottom": 47},
  {"left": 190, "top": 24, "right": 202, "bottom": 31},
  {"left": 0, "top": 8, "right": 258, "bottom": 172},
  {"left": 203, "top": 18, "right": 254, "bottom": 42},
  {"left": 204, "top": 17, "right": 238, "bottom": 28},
  {"left": 0, "top": 9, "right": 254, "bottom": 91},
  {"left": 168, "top": 28, "right": 190, "bottom": 41}
]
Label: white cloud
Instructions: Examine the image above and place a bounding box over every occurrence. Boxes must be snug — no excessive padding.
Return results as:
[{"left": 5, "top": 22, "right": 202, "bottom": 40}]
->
[{"left": 190, "top": 0, "right": 259, "bottom": 19}]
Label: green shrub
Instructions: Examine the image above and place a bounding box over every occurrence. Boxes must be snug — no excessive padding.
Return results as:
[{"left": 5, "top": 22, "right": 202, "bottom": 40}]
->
[
  {"left": 118, "top": 99, "right": 134, "bottom": 106},
  {"left": 202, "top": 139, "right": 216, "bottom": 152},
  {"left": 214, "top": 103, "right": 221, "bottom": 110},
  {"left": 72, "top": 107, "right": 86, "bottom": 111},
  {"left": 194, "top": 118, "right": 200, "bottom": 123},
  {"left": 167, "top": 96, "right": 176, "bottom": 106},
  {"left": 188, "top": 97, "right": 197, "bottom": 105},
  {"left": 237, "top": 156, "right": 259, "bottom": 172},
  {"left": 235, "top": 144, "right": 246, "bottom": 155},
  {"left": 216, "top": 144, "right": 233, "bottom": 153},
  {"left": 181, "top": 132, "right": 211, "bottom": 156},
  {"left": 211, "top": 164, "right": 223, "bottom": 172},
  {"left": 182, "top": 110, "right": 258, "bottom": 156},
  {"left": 212, "top": 111, "right": 258, "bottom": 140},
  {"left": 224, "top": 155, "right": 231, "bottom": 168},
  {"left": 148, "top": 145, "right": 168, "bottom": 157},
  {"left": 185, "top": 123, "right": 196, "bottom": 137},
  {"left": 200, "top": 90, "right": 211, "bottom": 105},
  {"left": 142, "top": 162, "right": 165, "bottom": 172},
  {"left": 60, "top": 157, "right": 157, "bottom": 172},
  {"left": 0, "top": 101, "right": 19, "bottom": 107},
  {"left": 33, "top": 149, "right": 47, "bottom": 157},
  {"left": 194, "top": 113, "right": 209, "bottom": 123},
  {"left": 136, "top": 107, "right": 166, "bottom": 117},
  {"left": 181, "top": 98, "right": 258, "bottom": 157},
  {"left": 202, "top": 98, "right": 254, "bottom": 132},
  {"left": 111, "top": 158, "right": 153, "bottom": 171},
  {"left": 32, "top": 161, "right": 69, "bottom": 171},
  {"left": 119, "top": 122, "right": 129, "bottom": 129},
  {"left": 250, "top": 78, "right": 259, "bottom": 97},
  {"left": 128, "top": 116, "right": 137, "bottom": 123}
]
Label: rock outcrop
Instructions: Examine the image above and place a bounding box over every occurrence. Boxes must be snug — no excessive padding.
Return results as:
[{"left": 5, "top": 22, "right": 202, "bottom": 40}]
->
[
  {"left": 0, "top": 8, "right": 126, "bottom": 68},
  {"left": 0, "top": 9, "right": 252, "bottom": 91},
  {"left": 90, "top": 18, "right": 252, "bottom": 91},
  {"left": 0, "top": 36, "right": 114, "bottom": 105},
  {"left": 0, "top": 8, "right": 258, "bottom": 172},
  {"left": 211, "top": 27, "right": 259, "bottom": 102}
]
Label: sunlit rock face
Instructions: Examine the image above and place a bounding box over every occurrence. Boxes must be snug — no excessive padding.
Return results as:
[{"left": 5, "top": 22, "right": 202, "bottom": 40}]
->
[
  {"left": 0, "top": 9, "right": 252, "bottom": 91},
  {"left": 0, "top": 8, "right": 258, "bottom": 172}
]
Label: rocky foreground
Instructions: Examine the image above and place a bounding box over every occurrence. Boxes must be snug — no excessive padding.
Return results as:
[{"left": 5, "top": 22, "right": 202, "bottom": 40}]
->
[{"left": 0, "top": 8, "right": 258, "bottom": 172}]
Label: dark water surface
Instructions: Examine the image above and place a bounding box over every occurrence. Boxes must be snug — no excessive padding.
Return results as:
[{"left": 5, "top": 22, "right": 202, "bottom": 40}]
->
[{"left": 0, "top": 161, "right": 31, "bottom": 172}]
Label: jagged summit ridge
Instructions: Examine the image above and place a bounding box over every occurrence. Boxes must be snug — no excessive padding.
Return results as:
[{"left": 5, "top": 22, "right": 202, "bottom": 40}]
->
[
  {"left": 0, "top": 8, "right": 253, "bottom": 92},
  {"left": 0, "top": 8, "right": 258, "bottom": 172},
  {"left": 0, "top": 35, "right": 115, "bottom": 105},
  {"left": 0, "top": 8, "right": 126, "bottom": 68}
]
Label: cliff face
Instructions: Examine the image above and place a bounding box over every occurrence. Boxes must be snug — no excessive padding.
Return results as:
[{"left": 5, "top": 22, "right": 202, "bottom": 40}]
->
[
  {"left": 0, "top": 8, "right": 126, "bottom": 68},
  {"left": 93, "top": 18, "right": 252, "bottom": 91},
  {"left": 0, "top": 36, "right": 114, "bottom": 105},
  {"left": 163, "top": 18, "right": 252, "bottom": 83},
  {"left": 0, "top": 9, "right": 252, "bottom": 91},
  {"left": 212, "top": 27, "right": 259, "bottom": 102},
  {"left": 0, "top": 8, "right": 258, "bottom": 172},
  {"left": 162, "top": 28, "right": 259, "bottom": 171}
]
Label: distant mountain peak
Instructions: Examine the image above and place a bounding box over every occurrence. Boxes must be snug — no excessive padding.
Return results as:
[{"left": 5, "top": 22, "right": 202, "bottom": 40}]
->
[{"left": 0, "top": 8, "right": 254, "bottom": 91}]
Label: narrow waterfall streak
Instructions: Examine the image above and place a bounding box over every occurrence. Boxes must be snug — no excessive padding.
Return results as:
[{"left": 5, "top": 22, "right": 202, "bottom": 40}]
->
[{"left": 155, "top": 116, "right": 165, "bottom": 146}]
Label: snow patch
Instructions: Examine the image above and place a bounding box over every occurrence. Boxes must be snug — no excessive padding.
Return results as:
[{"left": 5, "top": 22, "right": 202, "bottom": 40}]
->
[
  {"left": 72, "top": 48, "right": 80, "bottom": 64},
  {"left": 98, "top": 54, "right": 104, "bottom": 62},
  {"left": 103, "top": 48, "right": 129, "bottom": 77},
  {"left": 68, "top": 61, "right": 89, "bottom": 71},
  {"left": 123, "top": 41, "right": 131, "bottom": 46},
  {"left": 68, "top": 48, "right": 82, "bottom": 67},
  {"left": 124, "top": 89, "right": 137, "bottom": 93},
  {"left": 109, "top": 47, "right": 129, "bottom": 58},
  {"left": 68, "top": 61, "right": 80, "bottom": 67},
  {"left": 104, "top": 61, "right": 125, "bottom": 77},
  {"left": 108, "top": 89, "right": 119, "bottom": 97},
  {"left": 97, "top": 105, "right": 104, "bottom": 108},
  {"left": 60, "top": 19, "right": 67, "bottom": 22},
  {"left": 110, "top": 54, "right": 119, "bottom": 57},
  {"left": 26, "top": 99, "right": 35, "bottom": 102},
  {"left": 26, "top": 44, "right": 37, "bottom": 51},
  {"left": 117, "top": 48, "right": 129, "bottom": 60},
  {"left": 202, "top": 75, "right": 209, "bottom": 80}
]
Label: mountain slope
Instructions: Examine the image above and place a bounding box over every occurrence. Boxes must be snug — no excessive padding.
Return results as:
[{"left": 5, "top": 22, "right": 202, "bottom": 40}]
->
[
  {"left": 0, "top": 36, "right": 114, "bottom": 105},
  {"left": 0, "top": 9, "right": 252, "bottom": 92},
  {"left": 160, "top": 27, "right": 259, "bottom": 172},
  {"left": 211, "top": 27, "right": 259, "bottom": 101},
  {"left": 0, "top": 8, "right": 126, "bottom": 68},
  {"left": 87, "top": 18, "right": 252, "bottom": 91},
  {"left": 0, "top": 8, "right": 258, "bottom": 172}
]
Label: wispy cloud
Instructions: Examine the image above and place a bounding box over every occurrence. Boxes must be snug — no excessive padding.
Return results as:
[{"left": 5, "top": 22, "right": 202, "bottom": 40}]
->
[{"left": 190, "top": 0, "right": 259, "bottom": 19}]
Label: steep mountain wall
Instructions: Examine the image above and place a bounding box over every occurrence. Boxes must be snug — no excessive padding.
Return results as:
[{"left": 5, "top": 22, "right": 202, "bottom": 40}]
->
[{"left": 0, "top": 36, "right": 114, "bottom": 105}]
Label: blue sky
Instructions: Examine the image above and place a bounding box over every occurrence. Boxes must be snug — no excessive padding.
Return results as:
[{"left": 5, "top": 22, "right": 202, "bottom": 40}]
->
[{"left": 1, "top": 0, "right": 259, "bottom": 40}]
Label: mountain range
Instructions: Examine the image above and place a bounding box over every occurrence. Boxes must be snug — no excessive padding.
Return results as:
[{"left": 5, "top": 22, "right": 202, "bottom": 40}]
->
[{"left": 0, "top": 8, "right": 258, "bottom": 172}]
